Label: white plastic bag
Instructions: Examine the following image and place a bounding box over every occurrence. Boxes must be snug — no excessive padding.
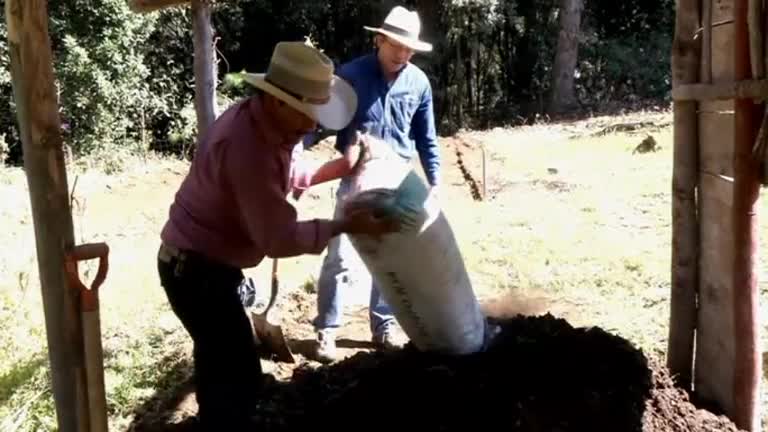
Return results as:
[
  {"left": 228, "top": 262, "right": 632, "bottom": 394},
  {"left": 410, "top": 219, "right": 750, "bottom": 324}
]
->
[{"left": 343, "top": 137, "right": 487, "bottom": 354}]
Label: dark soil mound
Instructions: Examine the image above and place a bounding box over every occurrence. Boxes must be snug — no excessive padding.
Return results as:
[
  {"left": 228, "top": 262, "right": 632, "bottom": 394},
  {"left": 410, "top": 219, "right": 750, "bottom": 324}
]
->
[
  {"left": 251, "top": 314, "right": 742, "bottom": 432},
  {"left": 132, "top": 314, "right": 743, "bottom": 432}
]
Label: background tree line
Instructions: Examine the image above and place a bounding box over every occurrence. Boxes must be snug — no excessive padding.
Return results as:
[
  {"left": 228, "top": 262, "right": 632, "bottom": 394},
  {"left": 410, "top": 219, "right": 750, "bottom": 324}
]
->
[{"left": 0, "top": 0, "right": 674, "bottom": 164}]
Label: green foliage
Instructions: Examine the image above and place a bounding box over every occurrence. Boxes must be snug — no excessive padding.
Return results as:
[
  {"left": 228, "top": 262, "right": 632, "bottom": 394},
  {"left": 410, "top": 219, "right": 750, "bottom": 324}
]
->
[
  {"left": 140, "top": 9, "right": 196, "bottom": 155},
  {"left": 577, "top": 0, "right": 675, "bottom": 109},
  {"left": 49, "top": 0, "right": 165, "bottom": 157},
  {"left": 0, "top": 21, "right": 8, "bottom": 87},
  {"left": 0, "top": 17, "right": 17, "bottom": 162},
  {"left": 0, "top": 0, "right": 675, "bottom": 161},
  {"left": 578, "top": 33, "right": 673, "bottom": 107}
]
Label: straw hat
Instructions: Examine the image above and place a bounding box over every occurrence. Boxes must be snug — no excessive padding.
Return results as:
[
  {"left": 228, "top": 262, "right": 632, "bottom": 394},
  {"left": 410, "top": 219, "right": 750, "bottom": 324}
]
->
[
  {"left": 364, "top": 6, "right": 432, "bottom": 52},
  {"left": 241, "top": 41, "right": 357, "bottom": 130}
]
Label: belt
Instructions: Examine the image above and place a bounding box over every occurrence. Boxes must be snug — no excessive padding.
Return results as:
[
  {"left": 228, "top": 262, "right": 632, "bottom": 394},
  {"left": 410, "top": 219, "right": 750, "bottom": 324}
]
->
[{"left": 158, "top": 243, "right": 237, "bottom": 274}]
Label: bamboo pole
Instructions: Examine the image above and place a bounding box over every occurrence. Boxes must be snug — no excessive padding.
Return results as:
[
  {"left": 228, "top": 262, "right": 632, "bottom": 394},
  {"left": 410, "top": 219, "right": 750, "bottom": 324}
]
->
[
  {"left": 5, "top": 1, "right": 89, "bottom": 431},
  {"left": 667, "top": 0, "right": 701, "bottom": 390},
  {"left": 732, "top": 1, "right": 762, "bottom": 430},
  {"left": 192, "top": 0, "right": 217, "bottom": 140}
]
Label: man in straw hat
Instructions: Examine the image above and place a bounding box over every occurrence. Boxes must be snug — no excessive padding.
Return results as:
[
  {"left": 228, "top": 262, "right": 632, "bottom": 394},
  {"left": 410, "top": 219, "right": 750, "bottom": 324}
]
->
[
  {"left": 311, "top": 5, "right": 441, "bottom": 363},
  {"left": 157, "top": 41, "right": 398, "bottom": 430}
]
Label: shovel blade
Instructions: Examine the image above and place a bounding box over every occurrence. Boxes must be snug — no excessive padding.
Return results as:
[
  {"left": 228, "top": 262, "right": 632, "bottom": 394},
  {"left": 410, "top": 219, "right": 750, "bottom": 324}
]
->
[{"left": 252, "top": 312, "right": 295, "bottom": 363}]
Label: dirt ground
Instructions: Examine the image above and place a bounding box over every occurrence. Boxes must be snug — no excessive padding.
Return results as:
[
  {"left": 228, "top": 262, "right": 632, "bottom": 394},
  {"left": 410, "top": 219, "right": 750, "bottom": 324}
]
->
[
  {"left": 128, "top": 286, "right": 742, "bottom": 432},
  {"left": 122, "top": 131, "right": 744, "bottom": 432}
]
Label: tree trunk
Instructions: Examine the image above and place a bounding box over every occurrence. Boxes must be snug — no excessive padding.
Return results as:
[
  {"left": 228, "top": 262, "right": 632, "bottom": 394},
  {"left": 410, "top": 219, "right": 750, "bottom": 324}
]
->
[
  {"left": 548, "top": 0, "right": 584, "bottom": 115},
  {"left": 514, "top": 0, "right": 540, "bottom": 113},
  {"left": 472, "top": 35, "right": 480, "bottom": 118},
  {"left": 415, "top": 0, "right": 445, "bottom": 125},
  {"left": 497, "top": 6, "right": 517, "bottom": 106},
  {"left": 416, "top": 0, "right": 441, "bottom": 44},
  {"left": 192, "top": 0, "right": 217, "bottom": 142},
  {"left": 466, "top": 41, "right": 474, "bottom": 121},
  {"left": 6, "top": 1, "right": 90, "bottom": 431},
  {"left": 456, "top": 41, "right": 464, "bottom": 128}
]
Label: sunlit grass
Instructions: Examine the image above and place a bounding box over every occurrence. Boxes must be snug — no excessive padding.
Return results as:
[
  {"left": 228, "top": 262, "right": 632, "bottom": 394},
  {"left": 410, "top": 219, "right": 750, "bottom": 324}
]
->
[{"left": 3, "top": 111, "right": 768, "bottom": 429}]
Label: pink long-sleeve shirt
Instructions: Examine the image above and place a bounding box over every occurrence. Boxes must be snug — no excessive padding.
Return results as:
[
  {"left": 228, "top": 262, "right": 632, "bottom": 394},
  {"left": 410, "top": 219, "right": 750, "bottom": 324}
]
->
[{"left": 160, "top": 96, "right": 335, "bottom": 269}]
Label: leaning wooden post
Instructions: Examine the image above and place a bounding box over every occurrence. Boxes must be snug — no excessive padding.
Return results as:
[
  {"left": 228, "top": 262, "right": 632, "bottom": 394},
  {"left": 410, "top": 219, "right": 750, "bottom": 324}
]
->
[
  {"left": 667, "top": 0, "right": 701, "bottom": 390},
  {"left": 5, "top": 1, "right": 90, "bottom": 431},
  {"left": 191, "top": 0, "right": 217, "bottom": 139},
  {"left": 732, "top": 0, "right": 762, "bottom": 430}
]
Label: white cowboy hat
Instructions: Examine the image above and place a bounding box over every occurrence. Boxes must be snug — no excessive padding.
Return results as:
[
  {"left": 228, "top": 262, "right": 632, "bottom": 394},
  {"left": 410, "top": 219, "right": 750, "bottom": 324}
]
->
[
  {"left": 240, "top": 41, "right": 357, "bottom": 130},
  {"left": 364, "top": 6, "right": 433, "bottom": 52}
]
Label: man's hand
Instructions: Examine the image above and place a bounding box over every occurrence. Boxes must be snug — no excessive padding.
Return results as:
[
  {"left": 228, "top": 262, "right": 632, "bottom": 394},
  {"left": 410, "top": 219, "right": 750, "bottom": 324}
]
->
[
  {"left": 333, "top": 203, "right": 400, "bottom": 237},
  {"left": 428, "top": 184, "right": 440, "bottom": 201},
  {"left": 291, "top": 186, "right": 305, "bottom": 201},
  {"left": 344, "top": 132, "right": 371, "bottom": 177}
]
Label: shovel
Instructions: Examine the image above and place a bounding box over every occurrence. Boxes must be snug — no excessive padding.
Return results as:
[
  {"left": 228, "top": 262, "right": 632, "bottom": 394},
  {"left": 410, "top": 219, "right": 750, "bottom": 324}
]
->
[
  {"left": 64, "top": 242, "right": 110, "bottom": 432},
  {"left": 251, "top": 258, "right": 295, "bottom": 363}
]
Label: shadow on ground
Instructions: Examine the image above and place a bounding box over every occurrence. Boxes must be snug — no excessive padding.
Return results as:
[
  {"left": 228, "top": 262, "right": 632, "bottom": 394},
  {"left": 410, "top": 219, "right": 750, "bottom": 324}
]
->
[
  {"left": 126, "top": 355, "right": 195, "bottom": 432},
  {"left": 287, "top": 337, "right": 374, "bottom": 360},
  {"left": 0, "top": 353, "right": 47, "bottom": 406}
]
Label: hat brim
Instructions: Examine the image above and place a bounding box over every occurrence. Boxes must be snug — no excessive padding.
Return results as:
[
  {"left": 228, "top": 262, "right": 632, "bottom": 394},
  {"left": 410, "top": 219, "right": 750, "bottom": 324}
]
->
[
  {"left": 240, "top": 73, "right": 357, "bottom": 131},
  {"left": 364, "top": 26, "right": 433, "bottom": 52}
]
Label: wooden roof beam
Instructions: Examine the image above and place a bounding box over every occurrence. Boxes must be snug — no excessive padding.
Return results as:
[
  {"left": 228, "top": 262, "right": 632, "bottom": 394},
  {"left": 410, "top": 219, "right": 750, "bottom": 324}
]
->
[
  {"left": 129, "top": 0, "right": 191, "bottom": 14},
  {"left": 672, "top": 79, "right": 768, "bottom": 101}
]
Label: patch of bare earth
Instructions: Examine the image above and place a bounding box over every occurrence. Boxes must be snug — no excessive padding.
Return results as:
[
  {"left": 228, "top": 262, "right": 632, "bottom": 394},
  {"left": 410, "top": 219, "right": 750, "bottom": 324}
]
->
[
  {"left": 130, "top": 303, "right": 742, "bottom": 432},
  {"left": 127, "top": 128, "right": 741, "bottom": 432}
]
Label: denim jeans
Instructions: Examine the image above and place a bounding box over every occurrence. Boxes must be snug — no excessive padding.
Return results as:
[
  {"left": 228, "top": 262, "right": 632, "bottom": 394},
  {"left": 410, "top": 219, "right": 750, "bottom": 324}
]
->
[
  {"left": 312, "top": 177, "right": 395, "bottom": 337},
  {"left": 157, "top": 245, "right": 261, "bottom": 431}
]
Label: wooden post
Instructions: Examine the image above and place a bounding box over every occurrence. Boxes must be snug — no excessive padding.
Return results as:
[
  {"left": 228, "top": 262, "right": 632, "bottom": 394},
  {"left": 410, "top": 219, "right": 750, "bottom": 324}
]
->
[
  {"left": 5, "top": 1, "right": 90, "bottom": 431},
  {"left": 192, "top": 0, "right": 217, "bottom": 139},
  {"left": 732, "top": 1, "right": 762, "bottom": 430},
  {"left": 667, "top": 0, "right": 700, "bottom": 390}
]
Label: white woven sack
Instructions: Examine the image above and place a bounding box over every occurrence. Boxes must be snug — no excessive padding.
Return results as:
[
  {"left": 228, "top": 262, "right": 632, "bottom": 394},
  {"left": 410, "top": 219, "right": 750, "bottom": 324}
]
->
[{"left": 343, "top": 137, "right": 486, "bottom": 354}]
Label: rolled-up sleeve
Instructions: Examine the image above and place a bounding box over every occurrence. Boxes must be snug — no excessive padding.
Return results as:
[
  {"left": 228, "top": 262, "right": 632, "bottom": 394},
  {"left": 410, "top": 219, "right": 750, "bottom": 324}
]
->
[{"left": 227, "top": 139, "right": 334, "bottom": 258}]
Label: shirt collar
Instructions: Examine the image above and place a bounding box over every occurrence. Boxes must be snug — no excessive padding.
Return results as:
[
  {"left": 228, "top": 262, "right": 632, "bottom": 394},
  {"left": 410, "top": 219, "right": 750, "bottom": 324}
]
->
[
  {"left": 369, "top": 51, "right": 409, "bottom": 85},
  {"left": 248, "top": 95, "right": 302, "bottom": 150}
]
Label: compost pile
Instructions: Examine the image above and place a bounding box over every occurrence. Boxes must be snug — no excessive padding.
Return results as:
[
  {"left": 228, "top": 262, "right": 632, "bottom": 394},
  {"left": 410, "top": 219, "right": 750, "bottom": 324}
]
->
[{"left": 244, "top": 314, "right": 742, "bottom": 432}]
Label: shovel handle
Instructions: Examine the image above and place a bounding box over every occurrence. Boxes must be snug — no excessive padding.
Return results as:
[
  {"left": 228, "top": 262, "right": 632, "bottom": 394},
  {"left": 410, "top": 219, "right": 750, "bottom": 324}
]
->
[
  {"left": 65, "top": 242, "right": 110, "bottom": 312},
  {"left": 265, "top": 259, "right": 279, "bottom": 313}
]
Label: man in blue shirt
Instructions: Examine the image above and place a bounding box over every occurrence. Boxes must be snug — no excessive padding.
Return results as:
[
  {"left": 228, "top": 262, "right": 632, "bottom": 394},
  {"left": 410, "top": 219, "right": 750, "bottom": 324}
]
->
[{"left": 311, "top": 5, "right": 441, "bottom": 362}]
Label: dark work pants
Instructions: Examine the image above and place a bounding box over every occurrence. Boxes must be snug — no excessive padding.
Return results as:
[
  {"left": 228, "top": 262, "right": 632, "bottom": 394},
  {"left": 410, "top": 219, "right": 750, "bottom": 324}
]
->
[{"left": 157, "top": 246, "right": 263, "bottom": 431}]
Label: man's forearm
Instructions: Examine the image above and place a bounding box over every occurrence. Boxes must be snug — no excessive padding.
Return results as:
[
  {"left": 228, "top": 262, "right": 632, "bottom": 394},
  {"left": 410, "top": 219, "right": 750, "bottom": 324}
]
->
[
  {"left": 310, "top": 158, "right": 353, "bottom": 186},
  {"left": 419, "top": 150, "right": 440, "bottom": 186}
]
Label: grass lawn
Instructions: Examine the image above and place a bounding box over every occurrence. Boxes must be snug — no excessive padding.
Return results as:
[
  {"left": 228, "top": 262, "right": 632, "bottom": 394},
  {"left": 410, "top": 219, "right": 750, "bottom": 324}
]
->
[{"left": 1, "top": 110, "right": 767, "bottom": 430}]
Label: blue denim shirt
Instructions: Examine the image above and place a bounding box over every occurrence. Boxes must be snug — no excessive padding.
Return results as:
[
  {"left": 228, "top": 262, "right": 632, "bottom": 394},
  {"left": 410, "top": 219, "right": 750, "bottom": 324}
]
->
[{"left": 331, "top": 53, "right": 441, "bottom": 186}]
